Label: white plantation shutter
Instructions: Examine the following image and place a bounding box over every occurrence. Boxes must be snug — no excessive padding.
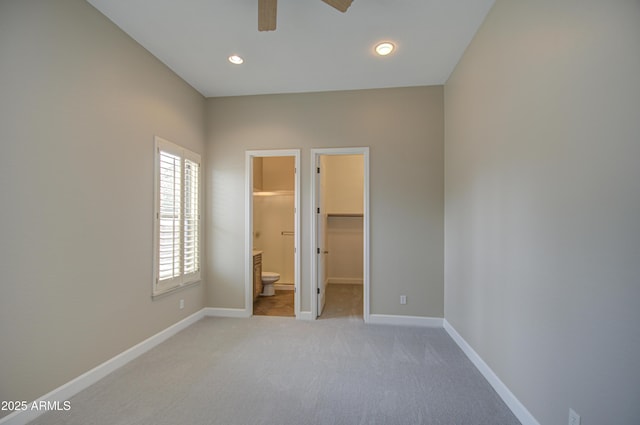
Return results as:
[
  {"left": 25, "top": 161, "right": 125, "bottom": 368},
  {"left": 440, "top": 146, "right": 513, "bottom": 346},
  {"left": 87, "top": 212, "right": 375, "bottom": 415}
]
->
[
  {"left": 154, "top": 137, "right": 201, "bottom": 296},
  {"left": 158, "top": 150, "right": 181, "bottom": 283},
  {"left": 183, "top": 157, "right": 200, "bottom": 276}
]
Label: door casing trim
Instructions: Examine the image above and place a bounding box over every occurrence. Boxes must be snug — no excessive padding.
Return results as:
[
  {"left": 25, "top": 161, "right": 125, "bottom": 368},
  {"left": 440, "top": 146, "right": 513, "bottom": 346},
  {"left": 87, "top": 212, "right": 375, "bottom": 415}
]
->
[
  {"left": 245, "top": 149, "right": 301, "bottom": 318},
  {"left": 310, "top": 147, "right": 370, "bottom": 321}
]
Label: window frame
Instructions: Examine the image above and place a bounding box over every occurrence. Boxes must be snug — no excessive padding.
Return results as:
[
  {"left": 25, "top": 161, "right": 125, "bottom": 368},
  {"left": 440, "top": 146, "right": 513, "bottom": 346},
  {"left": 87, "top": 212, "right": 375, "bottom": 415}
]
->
[{"left": 153, "top": 136, "right": 202, "bottom": 297}]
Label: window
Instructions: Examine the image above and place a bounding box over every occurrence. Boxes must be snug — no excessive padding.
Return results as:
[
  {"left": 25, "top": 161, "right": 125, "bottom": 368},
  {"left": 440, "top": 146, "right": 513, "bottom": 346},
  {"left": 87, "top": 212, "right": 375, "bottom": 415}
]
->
[{"left": 153, "top": 136, "right": 201, "bottom": 296}]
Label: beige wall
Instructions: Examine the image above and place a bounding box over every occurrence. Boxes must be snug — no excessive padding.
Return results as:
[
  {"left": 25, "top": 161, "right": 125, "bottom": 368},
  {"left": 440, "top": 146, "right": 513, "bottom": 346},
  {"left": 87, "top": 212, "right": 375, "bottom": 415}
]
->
[
  {"left": 0, "top": 0, "right": 206, "bottom": 408},
  {"left": 323, "top": 155, "right": 364, "bottom": 283},
  {"left": 327, "top": 216, "right": 363, "bottom": 284},
  {"left": 444, "top": 1, "right": 640, "bottom": 424},
  {"left": 252, "top": 157, "right": 263, "bottom": 190},
  {"left": 262, "top": 156, "right": 295, "bottom": 191},
  {"left": 324, "top": 155, "right": 364, "bottom": 214},
  {"left": 205, "top": 86, "right": 444, "bottom": 316}
]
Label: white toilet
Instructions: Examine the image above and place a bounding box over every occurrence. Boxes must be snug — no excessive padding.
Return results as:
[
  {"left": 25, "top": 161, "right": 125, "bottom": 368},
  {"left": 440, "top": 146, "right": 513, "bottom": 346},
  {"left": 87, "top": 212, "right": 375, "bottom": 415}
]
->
[{"left": 260, "top": 272, "right": 280, "bottom": 296}]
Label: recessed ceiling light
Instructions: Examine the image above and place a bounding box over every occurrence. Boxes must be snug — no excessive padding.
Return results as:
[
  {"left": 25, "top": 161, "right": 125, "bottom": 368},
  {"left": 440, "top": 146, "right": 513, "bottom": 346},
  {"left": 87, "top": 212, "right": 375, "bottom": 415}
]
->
[
  {"left": 375, "top": 42, "right": 395, "bottom": 56},
  {"left": 228, "top": 55, "right": 244, "bottom": 65}
]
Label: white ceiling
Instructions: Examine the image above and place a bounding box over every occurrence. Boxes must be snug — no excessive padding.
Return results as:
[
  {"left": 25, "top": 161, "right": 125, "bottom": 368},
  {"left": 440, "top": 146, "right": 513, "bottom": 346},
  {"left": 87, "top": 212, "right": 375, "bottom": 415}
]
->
[{"left": 87, "top": 0, "right": 495, "bottom": 98}]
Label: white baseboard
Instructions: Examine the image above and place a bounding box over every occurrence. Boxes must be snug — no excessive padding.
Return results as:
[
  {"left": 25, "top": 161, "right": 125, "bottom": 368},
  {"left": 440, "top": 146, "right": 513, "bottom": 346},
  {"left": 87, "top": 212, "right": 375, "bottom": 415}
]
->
[
  {"left": 443, "top": 319, "right": 540, "bottom": 425},
  {"left": 203, "top": 307, "right": 250, "bottom": 318},
  {"left": 274, "top": 283, "right": 294, "bottom": 291},
  {"left": 297, "top": 311, "right": 314, "bottom": 321},
  {"left": 367, "top": 314, "right": 443, "bottom": 327},
  {"left": 0, "top": 309, "right": 206, "bottom": 425},
  {"left": 327, "top": 277, "right": 363, "bottom": 285}
]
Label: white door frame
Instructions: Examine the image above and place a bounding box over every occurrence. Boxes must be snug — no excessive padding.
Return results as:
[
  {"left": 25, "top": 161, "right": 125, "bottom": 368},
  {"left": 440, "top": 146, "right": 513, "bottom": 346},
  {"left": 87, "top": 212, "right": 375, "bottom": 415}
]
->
[
  {"left": 310, "top": 147, "right": 370, "bottom": 321},
  {"left": 245, "top": 149, "right": 301, "bottom": 318}
]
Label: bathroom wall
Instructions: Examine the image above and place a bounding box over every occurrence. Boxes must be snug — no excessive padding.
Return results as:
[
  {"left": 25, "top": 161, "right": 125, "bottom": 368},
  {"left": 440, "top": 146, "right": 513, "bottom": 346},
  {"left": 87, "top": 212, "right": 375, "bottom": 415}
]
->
[
  {"left": 253, "top": 157, "right": 263, "bottom": 190},
  {"left": 253, "top": 157, "right": 295, "bottom": 284},
  {"left": 262, "top": 156, "right": 294, "bottom": 191}
]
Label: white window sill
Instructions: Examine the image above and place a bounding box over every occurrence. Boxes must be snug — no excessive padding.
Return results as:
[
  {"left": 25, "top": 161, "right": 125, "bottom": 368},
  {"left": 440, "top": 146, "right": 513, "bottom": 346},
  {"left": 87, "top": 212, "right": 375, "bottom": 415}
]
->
[{"left": 152, "top": 280, "right": 201, "bottom": 300}]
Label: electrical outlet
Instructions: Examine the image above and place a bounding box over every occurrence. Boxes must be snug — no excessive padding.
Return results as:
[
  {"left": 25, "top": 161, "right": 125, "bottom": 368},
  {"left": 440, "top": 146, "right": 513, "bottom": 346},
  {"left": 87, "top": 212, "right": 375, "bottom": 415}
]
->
[
  {"left": 179, "top": 299, "right": 184, "bottom": 310},
  {"left": 400, "top": 295, "right": 407, "bottom": 305},
  {"left": 568, "top": 408, "right": 580, "bottom": 425}
]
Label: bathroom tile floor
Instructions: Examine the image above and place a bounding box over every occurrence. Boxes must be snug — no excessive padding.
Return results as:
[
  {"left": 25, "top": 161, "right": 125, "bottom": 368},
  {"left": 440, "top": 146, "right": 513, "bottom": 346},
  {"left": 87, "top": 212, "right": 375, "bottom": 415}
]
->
[
  {"left": 253, "top": 284, "right": 364, "bottom": 319},
  {"left": 253, "top": 290, "right": 294, "bottom": 317}
]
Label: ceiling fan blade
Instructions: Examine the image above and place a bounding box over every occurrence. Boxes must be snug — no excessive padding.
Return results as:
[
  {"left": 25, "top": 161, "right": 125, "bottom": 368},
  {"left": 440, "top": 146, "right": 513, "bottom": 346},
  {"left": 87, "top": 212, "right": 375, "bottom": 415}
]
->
[
  {"left": 258, "top": 0, "right": 277, "bottom": 31},
  {"left": 321, "top": 0, "right": 353, "bottom": 13}
]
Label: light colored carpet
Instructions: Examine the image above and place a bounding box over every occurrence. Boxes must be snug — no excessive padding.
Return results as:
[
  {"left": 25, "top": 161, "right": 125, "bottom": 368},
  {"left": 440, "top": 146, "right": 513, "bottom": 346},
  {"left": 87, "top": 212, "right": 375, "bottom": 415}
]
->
[{"left": 31, "top": 316, "right": 520, "bottom": 425}]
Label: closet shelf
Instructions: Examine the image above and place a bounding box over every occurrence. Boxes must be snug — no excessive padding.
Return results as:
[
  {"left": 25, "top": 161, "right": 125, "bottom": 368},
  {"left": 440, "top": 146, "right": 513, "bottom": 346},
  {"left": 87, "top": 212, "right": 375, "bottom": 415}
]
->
[{"left": 327, "top": 213, "right": 363, "bottom": 218}]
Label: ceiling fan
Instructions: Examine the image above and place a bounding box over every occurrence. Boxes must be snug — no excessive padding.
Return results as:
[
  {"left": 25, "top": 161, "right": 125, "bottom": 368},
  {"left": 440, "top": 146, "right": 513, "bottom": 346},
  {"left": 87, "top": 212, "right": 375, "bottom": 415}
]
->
[{"left": 258, "top": 0, "right": 353, "bottom": 31}]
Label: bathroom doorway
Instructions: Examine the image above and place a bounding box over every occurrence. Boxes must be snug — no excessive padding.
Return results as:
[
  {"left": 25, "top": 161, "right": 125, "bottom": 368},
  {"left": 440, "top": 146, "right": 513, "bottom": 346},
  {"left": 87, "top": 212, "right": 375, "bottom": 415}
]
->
[
  {"left": 311, "top": 148, "right": 369, "bottom": 321},
  {"left": 245, "top": 150, "right": 300, "bottom": 318}
]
